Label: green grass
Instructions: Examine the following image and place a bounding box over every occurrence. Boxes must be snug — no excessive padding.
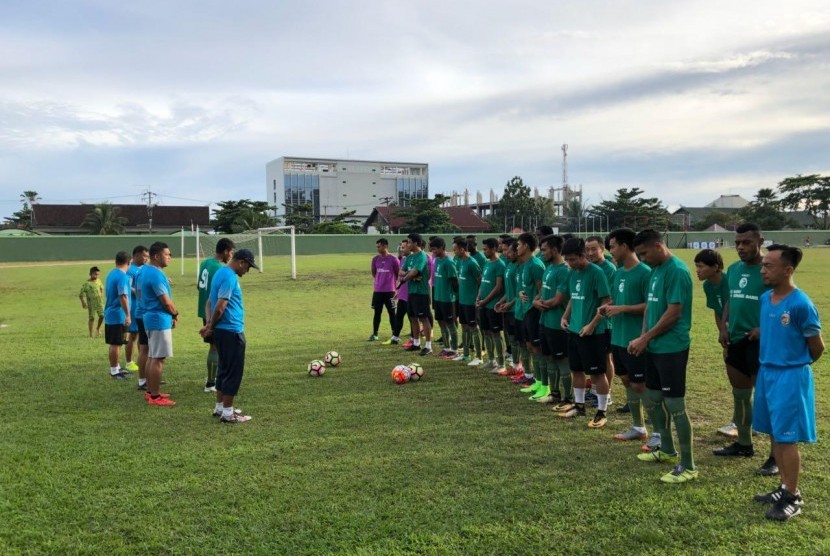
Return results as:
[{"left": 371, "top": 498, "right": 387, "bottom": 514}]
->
[{"left": 1, "top": 250, "right": 829, "bottom": 555}]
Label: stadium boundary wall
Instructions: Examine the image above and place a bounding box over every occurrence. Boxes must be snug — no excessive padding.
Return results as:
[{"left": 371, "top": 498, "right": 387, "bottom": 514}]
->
[{"left": 1, "top": 231, "right": 827, "bottom": 263}]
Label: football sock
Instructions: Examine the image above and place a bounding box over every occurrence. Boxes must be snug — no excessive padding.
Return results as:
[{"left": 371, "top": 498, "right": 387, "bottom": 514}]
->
[
  {"left": 493, "top": 334, "right": 505, "bottom": 366},
  {"left": 437, "top": 322, "right": 448, "bottom": 347},
  {"left": 413, "top": 338, "right": 420, "bottom": 347},
  {"left": 574, "top": 387, "right": 586, "bottom": 404},
  {"left": 215, "top": 402, "right": 223, "bottom": 413},
  {"left": 626, "top": 387, "right": 645, "bottom": 429},
  {"left": 449, "top": 324, "right": 459, "bottom": 350},
  {"left": 547, "top": 358, "right": 558, "bottom": 394},
  {"left": 483, "top": 334, "right": 494, "bottom": 363},
  {"left": 733, "top": 387, "right": 753, "bottom": 446},
  {"left": 665, "top": 396, "right": 694, "bottom": 470},
  {"left": 110, "top": 366, "right": 120, "bottom": 375},
  {"left": 207, "top": 350, "right": 219, "bottom": 384},
  {"left": 462, "top": 329, "right": 470, "bottom": 357},
  {"left": 424, "top": 341, "right": 431, "bottom": 350},
  {"left": 138, "top": 378, "right": 147, "bottom": 387},
  {"left": 222, "top": 406, "right": 233, "bottom": 419},
  {"left": 597, "top": 393, "right": 609, "bottom": 411},
  {"left": 532, "top": 354, "right": 547, "bottom": 386},
  {"left": 643, "top": 389, "right": 675, "bottom": 455},
  {"left": 472, "top": 329, "right": 482, "bottom": 359},
  {"left": 560, "top": 368, "right": 573, "bottom": 400}
]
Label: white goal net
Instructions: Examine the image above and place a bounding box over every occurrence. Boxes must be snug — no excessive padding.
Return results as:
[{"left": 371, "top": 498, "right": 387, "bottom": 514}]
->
[{"left": 196, "top": 225, "right": 296, "bottom": 279}]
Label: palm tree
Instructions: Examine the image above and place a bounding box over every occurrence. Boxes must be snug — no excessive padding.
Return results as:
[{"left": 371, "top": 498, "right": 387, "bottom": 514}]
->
[
  {"left": 20, "top": 190, "right": 41, "bottom": 227},
  {"left": 82, "top": 203, "right": 128, "bottom": 235}
]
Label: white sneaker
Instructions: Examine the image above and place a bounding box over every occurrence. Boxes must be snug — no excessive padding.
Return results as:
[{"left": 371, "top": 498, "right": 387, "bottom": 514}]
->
[
  {"left": 717, "top": 423, "right": 739, "bottom": 438},
  {"left": 534, "top": 395, "right": 554, "bottom": 403},
  {"left": 452, "top": 354, "right": 466, "bottom": 361},
  {"left": 467, "top": 358, "right": 484, "bottom": 367},
  {"left": 205, "top": 385, "right": 217, "bottom": 393}
]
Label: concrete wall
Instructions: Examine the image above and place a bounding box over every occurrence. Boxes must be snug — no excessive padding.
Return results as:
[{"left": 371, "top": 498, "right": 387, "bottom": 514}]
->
[{"left": 2, "top": 231, "right": 828, "bottom": 263}]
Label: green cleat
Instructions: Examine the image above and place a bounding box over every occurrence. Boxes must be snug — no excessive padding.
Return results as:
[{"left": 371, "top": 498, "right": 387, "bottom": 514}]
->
[
  {"left": 530, "top": 385, "right": 551, "bottom": 400},
  {"left": 637, "top": 450, "right": 679, "bottom": 464},
  {"left": 520, "top": 381, "right": 542, "bottom": 394},
  {"left": 660, "top": 464, "right": 699, "bottom": 484}
]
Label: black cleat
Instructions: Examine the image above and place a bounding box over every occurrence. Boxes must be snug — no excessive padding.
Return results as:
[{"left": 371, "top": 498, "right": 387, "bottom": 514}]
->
[
  {"left": 616, "top": 402, "right": 631, "bottom": 414},
  {"left": 419, "top": 347, "right": 432, "bottom": 356},
  {"left": 765, "top": 491, "right": 803, "bottom": 521},
  {"left": 405, "top": 345, "right": 420, "bottom": 352},
  {"left": 757, "top": 456, "right": 779, "bottom": 476},
  {"left": 754, "top": 486, "right": 790, "bottom": 505},
  {"left": 713, "top": 442, "right": 755, "bottom": 457}
]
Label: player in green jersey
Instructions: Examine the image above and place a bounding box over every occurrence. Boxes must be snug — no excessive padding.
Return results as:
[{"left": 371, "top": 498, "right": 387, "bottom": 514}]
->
[
  {"left": 586, "top": 235, "right": 617, "bottom": 406},
  {"left": 515, "top": 232, "right": 547, "bottom": 397},
  {"left": 630, "top": 230, "right": 697, "bottom": 483},
  {"left": 534, "top": 234, "right": 571, "bottom": 405},
  {"left": 495, "top": 239, "right": 524, "bottom": 376},
  {"left": 497, "top": 234, "right": 515, "bottom": 365},
  {"left": 717, "top": 223, "right": 776, "bottom": 475},
  {"left": 534, "top": 225, "right": 554, "bottom": 266},
  {"left": 466, "top": 235, "right": 488, "bottom": 271},
  {"left": 198, "top": 238, "right": 236, "bottom": 392},
  {"left": 399, "top": 233, "right": 434, "bottom": 356},
  {"left": 600, "top": 229, "right": 652, "bottom": 443},
  {"left": 476, "top": 238, "right": 506, "bottom": 372},
  {"left": 693, "top": 248, "right": 736, "bottom": 439},
  {"left": 429, "top": 237, "right": 459, "bottom": 357},
  {"left": 559, "top": 238, "right": 612, "bottom": 425},
  {"left": 79, "top": 266, "right": 105, "bottom": 337},
  {"left": 452, "top": 238, "right": 483, "bottom": 364}
]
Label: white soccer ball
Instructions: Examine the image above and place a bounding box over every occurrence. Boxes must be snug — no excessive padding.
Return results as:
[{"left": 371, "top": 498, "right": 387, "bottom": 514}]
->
[
  {"left": 324, "top": 351, "right": 341, "bottom": 367},
  {"left": 308, "top": 360, "right": 326, "bottom": 377},
  {"left": 408, "top": 362, "right": 424, "bottom": 381}
]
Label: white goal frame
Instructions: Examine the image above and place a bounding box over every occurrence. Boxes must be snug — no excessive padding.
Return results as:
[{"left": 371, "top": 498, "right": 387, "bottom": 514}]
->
[{"left": 194, "top": 225, "right": 296, "bottom": 280}]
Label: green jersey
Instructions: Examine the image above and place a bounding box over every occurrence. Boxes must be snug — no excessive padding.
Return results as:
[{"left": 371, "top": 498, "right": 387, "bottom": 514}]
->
[
  {"left": 645, "top": 256, "right": 692, "bottom": 354},
  {"left": 504, "top": 261, "right": 518, "bottom": 304},
  {"left": 726, "top": 261, "right": 770, "bottom": 342},
  {"left": 567, "top": 263, "right": 611, "bottom": 334},
  {"left": 402, "top": 250, "right": 430, "bottom": 295},
  {"left": 535, "top": 251, "right": 550, "bottom": 267},
  {"left": 610, "top": 262, "right": 651, "bottom": 347},
  {"left": 80, "top": 279, "right": 104, "bottom": 309},
  {"left": 458, "top": 257, "right": 482, "bottom": 306},
  {"left": 479, "top": 258, "right": 506, "bottom": 309},
  {"left": 540, "top": 262, "right": 570, "bottom": 329},
  {"left": 197, "top": 258, "right": 223, "bottom": 318},
  {"left": 515, "top": 256, "right": 546, "bottom": 320},
  {"left": 471, "top": 251, "right": 487, "bottom": 270},
  {"left": 703, "top": 277, "right": 729, "bottom": 318},
  {"left": 433, "top": 256, "right": 458, "bottom": 303}
]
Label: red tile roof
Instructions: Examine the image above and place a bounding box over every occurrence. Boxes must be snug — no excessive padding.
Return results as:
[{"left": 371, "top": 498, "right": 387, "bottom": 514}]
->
[
  {"left": 366, "top": 206, "right": 491, "bottom": 233},
  {"left": 32, "top": 204, "right": 210, "bottom": 231}
]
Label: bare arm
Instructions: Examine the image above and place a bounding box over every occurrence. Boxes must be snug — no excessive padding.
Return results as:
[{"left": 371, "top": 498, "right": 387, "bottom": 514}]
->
[
  {"left": 200, "top": 299, "right": 228, "bottom": 338},
  {"left": 120, "top": 294, "right": 131, "bottom": 327},
  {"left": 808, "top": 334, "right": 825, "bottom": 363},
  {"left": 157, "top": 293, "right": 179, "bottom": 328}
]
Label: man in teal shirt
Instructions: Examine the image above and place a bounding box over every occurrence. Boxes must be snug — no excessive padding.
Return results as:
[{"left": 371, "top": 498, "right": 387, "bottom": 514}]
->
[
  {"left": 398, "top": 233, "right": 433, "bottom": 356},
  {"left": 429, "top": 237, "right": 459, "bottom": 358},
  {"left": 452, "top": 237, "right": 482, "bottom": 364},
  {"left": 534, "top": 234, "right": 570, "bottom": 405},
  {"left": 515, "top": 232, "right": 546, "bottom": 394},
  {"left": 476, "top": 238, "right": 506, "bottom": 372}
]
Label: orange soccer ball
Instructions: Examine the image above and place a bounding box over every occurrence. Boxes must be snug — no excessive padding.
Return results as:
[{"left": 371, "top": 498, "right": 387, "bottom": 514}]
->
[{"left": 391, "top": 365, "right": 411, "bottom": 384}]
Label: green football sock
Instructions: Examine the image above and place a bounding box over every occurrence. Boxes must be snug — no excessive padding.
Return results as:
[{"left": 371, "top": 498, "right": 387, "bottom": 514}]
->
[
  {"left": 665, "top": 396, "right": 694, "bottom": 470},
  {"left": 472, "top": 329, "right": 482, "bottom": 359},
  {"left": 626, "top": 387, "right": 645, "bottom": 429},
  {"left": 207, "top": 350, "right": 219, "bottom": 384},
  {"left": 483, "top": 334, "right": 494, "bottom": 363},
  {"left": 560, "top": 368, "right": 573, "bottom": 400},
  {"left": 643, "top": 389, "right": 675, "bottom": 454},
  {"left": 493, "top": 334, "right": 505, "bottom": 366},
  {"left": 462, "top": 328, "right": 470, "bottom": 357},
  {"left": 533, "top": 353, "right": 548, "bottom": 386},
  {"left": 547, "top": 358, "right": 560, "bottom": 395},
  {"left": 449, "top": 324, "right": 459, "bottom": 351},
  {"left": 437, "top": 322, "right": 449, "bottom": 347},
  {"left": 733, "top": 387, "right": 753, "bottom": 447}
]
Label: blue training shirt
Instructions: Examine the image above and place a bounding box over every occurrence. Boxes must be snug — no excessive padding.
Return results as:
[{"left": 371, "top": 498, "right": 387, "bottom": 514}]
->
[
  {"left": 140, "top": 265, "right": 173, "bottom": 331},
  {"left": 759, "top": 289, "right": 821, "bottom": 369},
  {"left": 104, "top": 268, "right": 130, "bottom": 325},
  {"left": 126, "top": 263, "right": 142, "bottom": 319},
  {"left": 209, "top": 266, "right": 244, "bottom": 333}
]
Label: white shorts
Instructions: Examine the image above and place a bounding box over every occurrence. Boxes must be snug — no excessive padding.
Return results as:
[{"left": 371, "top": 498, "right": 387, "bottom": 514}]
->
[{"left": 147, "top": 329, "right": 173, "bottom": 359}]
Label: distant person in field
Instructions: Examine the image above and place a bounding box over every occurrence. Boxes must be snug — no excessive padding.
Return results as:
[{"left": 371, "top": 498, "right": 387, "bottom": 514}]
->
[
  {"left": 200, "top": 249, "right": 257, "bottom": 424},
  {"left": 398, "top": 232, "right": 433, "bottom": 356},
  {"left": 452, "top": 237, "right": 483, "bottom": 364},
  {"left": 558, "top": 238, "right": 611, "bottom": 425},
  {"left": 387, "top": 240, "right": 409, "bottom": 347},
  {"left": 693, "top": 248, "right": 735, "bottom": 439},
  {"left": 601, "top": 229, "right": 652, "bottom": 444},
  {"left": 629, "top": 229, "right": 697, "bottom": 483},
  {"left": 429, "top": 237, "right": 459, "bottom": 358},
  {"left": 515, "top": 232, "right": 547, "bottom": 395},
  {"left": 477, "top": 237, "right": 506, "bottom": 373},
  {"left": 103, "top": 252, "right": 132, "bottom": 380},
  {"left": 141, "top": 241, "right": 178, "bottom": 407},
  {"left": 717, "top": 223, "right": 776, "bottom": 476},
  {"left": 79, "top": 266, "right": 104, "bottom": 338},
  {"left": 368, "top": 238, "right": 400, "bottom": 342},
  {"left": 197, "top": 238, "right": 235, "bottom": 392},
  {"left": 124, "top": 245, "right": 148, "bottom": 374},
  {"left": 495, "top": 239, "right": 523, "bottom": 377},
  {"left": 752, "top": 244, "right": 823, "bottom": 521}
]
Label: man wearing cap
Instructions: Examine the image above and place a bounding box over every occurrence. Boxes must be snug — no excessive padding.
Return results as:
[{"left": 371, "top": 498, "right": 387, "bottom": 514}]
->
[{"left": 200, "top": 248, "right": 257, "bottom": 423}]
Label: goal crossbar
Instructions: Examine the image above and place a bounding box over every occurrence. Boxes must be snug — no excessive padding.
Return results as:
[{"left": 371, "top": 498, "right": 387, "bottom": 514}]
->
[{"left": 195, "top": 225, "right": 297, "bottom": 280}]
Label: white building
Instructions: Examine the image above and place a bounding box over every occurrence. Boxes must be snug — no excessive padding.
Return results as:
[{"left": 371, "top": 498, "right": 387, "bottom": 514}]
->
[{"left": 266, "top": 156, "right": 428, "bottom": 220}]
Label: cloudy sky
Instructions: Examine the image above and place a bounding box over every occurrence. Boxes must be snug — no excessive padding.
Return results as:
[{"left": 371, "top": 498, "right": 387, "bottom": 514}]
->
[{"left": 2, "top": 0, "right": 829, "bottom": 220}]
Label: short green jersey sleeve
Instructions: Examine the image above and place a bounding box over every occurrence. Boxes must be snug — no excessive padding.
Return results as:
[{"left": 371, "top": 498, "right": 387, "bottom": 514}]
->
[
  {"left": 471, "top": 251, "right": 487, "bottom": 270},
  {"left": 515, "top": 257, "right": 545, "bottom": 320},
  {"left": 458, "top": 257, "right": 482, "bottom": 306},
  {"left": 504, "top": 262, "right": 517, "bottom": 303},
  {"left": 403, "top": 250, "right": 430, "bottom": 295},
  {"left": 568, "top": 263, "right": 611, "bottom": 334},
  {"left": 703, "top": 277, "right": 729, "bottom": 318},
  {"left": 197, "top": 258, "right": 223, "bottom": 318},
  {"left": 479, "top": 258, "right": 506, "bottom": 309},
  {"left": 645, "top": 256, "right": 692, "bottom": 353},
  {"left": 726, "top": 261, "right": 770, "bottom": 342},
  {"left": 609, "top": 262, "right": 651, "bottom": 347},
  {"left": 540, "top": 263, "right": 570, "bottom": 329},
  {"left": 433, "top": 256, "right": 458, "bottom": 303}
]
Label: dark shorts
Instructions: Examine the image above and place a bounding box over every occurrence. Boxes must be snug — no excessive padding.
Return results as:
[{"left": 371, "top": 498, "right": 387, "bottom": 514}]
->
[
  {"left": 522, "top": 308, "right": 542, "bottom": 346},
  {"left": 214, "top": 329, "right": 246, "bottom": 396},
  {"left": 104, "top": 323, "right": 126, "bottom": 346},
  {"left": 725, "top": 338, "right": 760, "bottom": 377},
  {"left": 136, "top": 318, "right": 148, "bottom": 346},
  {"left": 568, "top": 333, "right": 608, "bottom": 375},
  {"left": 504, "top": 313, "right": 516, "bottom": 338},
  {"left": 407, "top": 293, "right": 432, "bottom": 319},
  {"left": 604, "top": 330, "right": 612, "bottom": 353},
  {"left": 201, "top": 317, "right": 215, "bottom": 345},
  {"left": 513, "top": 312, "right": 525, "bottom": 343},
  {"left": 372, "top": 291, "right": 395, "bottom": 310},
  {"left": 434, "top": 301, "right": 456, "bottom": 322},
  {"left": 540, "top": 326, "right": 568, "bottom": 359},
  {"left": 479, "top": 308, "right": 503, "bottom": 332},
  {"left": 458, "top": 303, "right": 477, "bottom": 326},
  {"left": 645, "top": 349, "right": 689, "bottom": 397},
  {"left": 612, "top": 345, "right": 646, "bottom": 383}
]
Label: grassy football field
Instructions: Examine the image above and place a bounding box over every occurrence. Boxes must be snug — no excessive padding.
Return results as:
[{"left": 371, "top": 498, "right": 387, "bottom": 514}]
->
[{"left": 1, "top": 249, "right": 829, "bottom": 555}]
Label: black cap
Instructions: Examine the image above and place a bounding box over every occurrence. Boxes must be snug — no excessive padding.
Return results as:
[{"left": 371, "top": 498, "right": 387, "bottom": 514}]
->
[{"left": 233, "top": 248, "right": 258, "bottom": 269}]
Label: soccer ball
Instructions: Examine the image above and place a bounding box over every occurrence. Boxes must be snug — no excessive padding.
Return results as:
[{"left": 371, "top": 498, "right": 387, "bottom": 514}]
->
[
  {"left": 391, "top": 365, "right": 411, "bottom": 384},
  {"left": 408, "top": 362, "right": 424, "bottom": 381},
  {"left": 308, "top": 360, "right": 326, "bottom": 377},
  {"left": 324, "top": 351, "right": 341, "bottom": 367}
]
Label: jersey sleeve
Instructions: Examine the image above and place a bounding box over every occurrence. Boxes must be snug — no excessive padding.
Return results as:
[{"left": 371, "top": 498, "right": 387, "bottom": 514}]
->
[
  {"left": 392, "top": 257, "right": 400, "bottom": 275},
  {"left": 595, "top": 266, "right": 611, "bottom": 298},
  {"left": 216, "top": 271, "right": 235, "bottom": 300},
  {"left": 118, "top": 275, "right": 130, "bottom": 298},
  {"left": 446, "top": 260, "right": 458, "bottom": 279},
  {"left": 470, "top": 260, "right": 482, "bottom": 281},
  {"left": 795, "top": 295, "right": 822, "bottom": 338},
  {"left": 666, "top": 265, "right": 691, "bottom": 306},
  {"left": 151, "top": 274, "right": 170, "bottom": 299}
]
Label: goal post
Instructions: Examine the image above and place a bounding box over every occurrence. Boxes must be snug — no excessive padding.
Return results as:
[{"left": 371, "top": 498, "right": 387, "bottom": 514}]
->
[
  {"left": 196, "top": 225, "right": 297, "bottom": 280},
  {"left": 256, "top": 226, "right": 296, "bottom": 279}
]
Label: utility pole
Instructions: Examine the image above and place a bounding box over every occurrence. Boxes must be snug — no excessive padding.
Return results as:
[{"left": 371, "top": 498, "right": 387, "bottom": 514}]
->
[
  {"left": 141, "top": 187, "right": 156, "bottom": 233},
  {"left": 379, "top": 196, "right": 393, "bottom": 207}
]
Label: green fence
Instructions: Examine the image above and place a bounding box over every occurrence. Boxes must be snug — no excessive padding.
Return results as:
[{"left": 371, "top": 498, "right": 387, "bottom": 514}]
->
[{"left": 1, "top": 231, "right": 827, "bottom": 263}]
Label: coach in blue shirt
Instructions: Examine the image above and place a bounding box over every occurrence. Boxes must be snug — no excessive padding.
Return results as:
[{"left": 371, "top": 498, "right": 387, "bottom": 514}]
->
[
  {"left": 200, "top": 248, "right": 257, "bottom": 424},
  {"left": 104, "top": 251, "right": 131, "bottom": 379}
]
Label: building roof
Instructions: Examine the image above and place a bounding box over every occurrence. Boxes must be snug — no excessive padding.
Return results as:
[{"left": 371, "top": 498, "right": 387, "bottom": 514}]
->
[
  {"left": 32, "top": 204, "right": 210, "bottom": 234},
  {"left": 705, "top": 195, "right": 750, "bottom": 209},
  {"left": 363, "top": 205, "right": 491, "bottom": 233}
]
